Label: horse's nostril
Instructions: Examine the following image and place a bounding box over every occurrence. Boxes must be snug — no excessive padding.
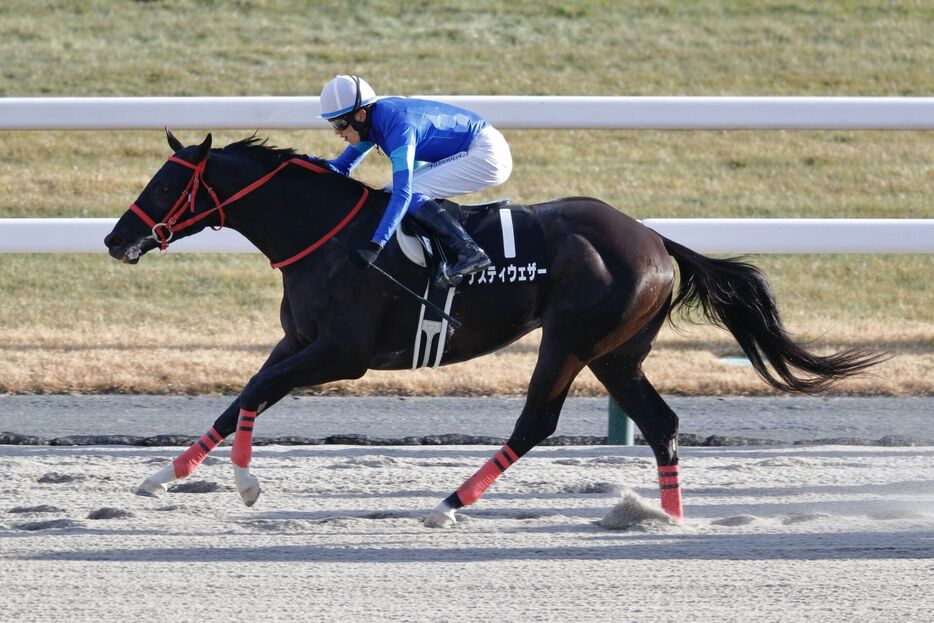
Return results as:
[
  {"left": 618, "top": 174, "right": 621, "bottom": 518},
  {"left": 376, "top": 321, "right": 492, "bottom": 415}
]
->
[{"left": 105, "top": 233, "right": 124, "bottom": 248}]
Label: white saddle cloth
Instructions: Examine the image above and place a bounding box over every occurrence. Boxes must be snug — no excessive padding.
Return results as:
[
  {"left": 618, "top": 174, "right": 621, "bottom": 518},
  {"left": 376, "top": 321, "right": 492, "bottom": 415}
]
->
[{"left": 396, "top": 227, "right": 430, "bottom": 267}]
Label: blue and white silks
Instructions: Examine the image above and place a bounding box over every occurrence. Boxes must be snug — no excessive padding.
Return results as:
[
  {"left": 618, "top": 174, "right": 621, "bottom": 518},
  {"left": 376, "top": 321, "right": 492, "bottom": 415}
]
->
[{"left": 325, "top": 97, "right": 490, "bottom": 248}]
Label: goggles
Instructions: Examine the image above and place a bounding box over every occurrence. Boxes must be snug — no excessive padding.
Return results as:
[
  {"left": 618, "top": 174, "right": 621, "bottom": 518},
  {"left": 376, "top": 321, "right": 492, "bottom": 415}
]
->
[{"left": 329, "top": 114, "right": 353, "bottom": 132}]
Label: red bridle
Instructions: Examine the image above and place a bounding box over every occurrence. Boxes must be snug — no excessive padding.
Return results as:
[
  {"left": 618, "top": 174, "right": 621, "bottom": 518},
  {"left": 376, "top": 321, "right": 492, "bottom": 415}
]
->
[{"left": 128, "top": 154, "right": 369, "bottom": 269}]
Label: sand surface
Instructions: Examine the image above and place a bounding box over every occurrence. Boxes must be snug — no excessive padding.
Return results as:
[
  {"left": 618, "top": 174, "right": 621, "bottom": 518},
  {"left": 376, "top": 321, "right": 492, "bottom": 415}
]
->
[{"left": 1, "top": 443, "right": 932, "bottom": 622}]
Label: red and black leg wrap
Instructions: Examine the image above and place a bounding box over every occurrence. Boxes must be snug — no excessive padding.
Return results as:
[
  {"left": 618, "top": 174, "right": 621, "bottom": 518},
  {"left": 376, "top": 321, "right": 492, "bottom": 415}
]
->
[
  {"left": 452, "top": 444, "right": 520, "bottom": 508},
  {"left": 230, "top": 409, "right": 257, "bottom": 468},
  {"left": 173, "top": 427, "right": 224, "bottom": 478},
  {"left": 658, "top": 464, "right": 683, "bottom": 521}
]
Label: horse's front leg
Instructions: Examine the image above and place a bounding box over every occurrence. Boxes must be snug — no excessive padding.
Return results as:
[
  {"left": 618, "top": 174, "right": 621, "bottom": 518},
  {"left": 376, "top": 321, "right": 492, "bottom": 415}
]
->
[
  {"left": 227, "top": 336, "right": 368, "bottom": 507},
  {"left": 136, "top": 336, "right": 303, "bottom": 498}
]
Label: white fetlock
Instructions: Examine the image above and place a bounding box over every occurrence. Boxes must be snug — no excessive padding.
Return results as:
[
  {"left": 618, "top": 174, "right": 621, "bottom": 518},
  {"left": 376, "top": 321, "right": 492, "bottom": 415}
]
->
[
  {"left": 135, "top": 463, "right": 177, "bottom": 497},
  {"left": 424, "top": 500, "right": 457, "bottom": 528},
  {"left": 233, "top": 465, "right": 261, "bottom": 507}
]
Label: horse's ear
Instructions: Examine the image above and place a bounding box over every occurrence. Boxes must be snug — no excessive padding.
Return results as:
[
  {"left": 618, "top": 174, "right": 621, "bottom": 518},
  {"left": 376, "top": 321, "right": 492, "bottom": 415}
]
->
[
  {"left": 194, "top": 133, "right": 213, "bottom": 163},
  {"left": 166, "top": 128, "right": 184, "bottom": 153}
]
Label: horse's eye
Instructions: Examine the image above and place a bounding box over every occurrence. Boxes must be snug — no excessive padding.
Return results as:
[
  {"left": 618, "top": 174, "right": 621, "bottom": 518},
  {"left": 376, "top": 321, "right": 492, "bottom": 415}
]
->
[
  {"left": 152, "top": 182, "right": 172, "bottom": 201},
  {"left": 150, "top": 181, "right": 175, "bottom": 209}
]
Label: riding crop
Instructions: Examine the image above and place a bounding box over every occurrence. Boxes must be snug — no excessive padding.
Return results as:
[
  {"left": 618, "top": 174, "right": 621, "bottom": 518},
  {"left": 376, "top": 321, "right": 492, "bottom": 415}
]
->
[{"left": 368, "top": 263, "right": 462, "bottom": 330}]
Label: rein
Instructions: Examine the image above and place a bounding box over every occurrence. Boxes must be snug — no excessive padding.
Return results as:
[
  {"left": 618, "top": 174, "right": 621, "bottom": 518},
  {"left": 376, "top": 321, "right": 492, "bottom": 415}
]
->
[{"left": 128, "top": 154, "right": 369, "bottom": 269}]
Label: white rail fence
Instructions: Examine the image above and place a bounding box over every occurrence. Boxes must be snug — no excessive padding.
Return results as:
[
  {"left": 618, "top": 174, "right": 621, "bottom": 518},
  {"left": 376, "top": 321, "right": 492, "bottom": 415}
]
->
[
  {"left": 2, "top": 95, "right": 933, "bottom": 130},
  {"left": 1, "top": 218, "right": 932, "bottom": 255},
  {"left": 1, "top": 96, "right": 932, "bottom": 254}
]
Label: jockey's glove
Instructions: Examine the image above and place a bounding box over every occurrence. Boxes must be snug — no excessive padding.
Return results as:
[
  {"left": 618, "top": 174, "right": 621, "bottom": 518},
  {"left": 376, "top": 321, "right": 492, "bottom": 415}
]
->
[{"left": 350, "top": 241, "right": 383, "bottom": 269}]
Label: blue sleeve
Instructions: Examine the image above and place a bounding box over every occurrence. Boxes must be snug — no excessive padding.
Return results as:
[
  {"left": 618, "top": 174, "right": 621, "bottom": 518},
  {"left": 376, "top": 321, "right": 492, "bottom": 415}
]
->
[
  {"left": 325, "top": 142, "right": 373, "bottom": 176},
  {"left": 370, "top": 130, "right": 417, "bottom": 247}
]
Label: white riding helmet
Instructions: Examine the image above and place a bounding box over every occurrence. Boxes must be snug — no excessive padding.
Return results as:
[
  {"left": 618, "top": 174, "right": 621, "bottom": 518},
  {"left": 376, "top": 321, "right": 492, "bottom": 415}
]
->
[{"left": 319, "top": 75, "right": 377, "bottom": 119}]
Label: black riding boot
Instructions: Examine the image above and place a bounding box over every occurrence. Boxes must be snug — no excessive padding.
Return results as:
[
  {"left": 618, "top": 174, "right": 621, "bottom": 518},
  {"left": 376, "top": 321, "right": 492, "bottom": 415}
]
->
[{"left": 411, "top": 200, "right": 492, "bottom": 287}]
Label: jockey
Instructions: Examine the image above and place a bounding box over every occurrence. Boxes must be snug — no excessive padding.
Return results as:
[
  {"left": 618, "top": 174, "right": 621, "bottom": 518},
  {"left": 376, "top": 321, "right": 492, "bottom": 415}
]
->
[{"left": 319, "top": 74, "right": 512, "bottom": 287}]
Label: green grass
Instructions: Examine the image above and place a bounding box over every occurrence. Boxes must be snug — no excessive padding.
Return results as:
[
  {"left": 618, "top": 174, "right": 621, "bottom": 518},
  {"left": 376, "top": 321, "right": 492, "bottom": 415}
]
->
[
  {"left": 1, "top": 1, "right": 931, "bottom": 96},
  {"left": 0, "top": 253, "right": 281, "bottom": 332},
  {"left": 0, "top": 0, "right": 931, "bottom": 393},
  {"left": 2, "top": 129, "right": 931, "bottom": 219}
]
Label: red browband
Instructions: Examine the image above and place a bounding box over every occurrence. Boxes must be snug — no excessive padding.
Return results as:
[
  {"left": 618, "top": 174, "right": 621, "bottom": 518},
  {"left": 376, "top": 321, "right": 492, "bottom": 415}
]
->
[{"left": 128, "top": 155, "right": 368, "bottom": 269}]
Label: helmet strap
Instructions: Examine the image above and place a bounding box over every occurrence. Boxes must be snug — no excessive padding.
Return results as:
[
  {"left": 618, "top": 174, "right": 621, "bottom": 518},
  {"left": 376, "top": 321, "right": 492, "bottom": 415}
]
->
[{"left": 350, "top": 106, "right": 373, "bottom": 141}]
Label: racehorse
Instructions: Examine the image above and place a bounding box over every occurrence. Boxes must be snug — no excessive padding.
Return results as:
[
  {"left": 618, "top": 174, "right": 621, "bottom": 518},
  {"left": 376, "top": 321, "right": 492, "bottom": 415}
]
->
[{"left": 104, "top": 131, "right": 885, "bottom": 527}]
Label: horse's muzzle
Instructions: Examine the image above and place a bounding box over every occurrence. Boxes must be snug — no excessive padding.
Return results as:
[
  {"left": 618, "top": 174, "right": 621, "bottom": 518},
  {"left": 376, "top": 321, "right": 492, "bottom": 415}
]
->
[{"left": 105, "top": 232, "right": 155, "bottom": 264}]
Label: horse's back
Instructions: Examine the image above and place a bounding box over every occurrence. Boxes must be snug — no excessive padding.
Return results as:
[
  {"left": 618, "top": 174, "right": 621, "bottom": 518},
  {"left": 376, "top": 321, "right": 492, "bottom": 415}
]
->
[{"left": 529, "top": 196, "right": 671, "bottom": 274}]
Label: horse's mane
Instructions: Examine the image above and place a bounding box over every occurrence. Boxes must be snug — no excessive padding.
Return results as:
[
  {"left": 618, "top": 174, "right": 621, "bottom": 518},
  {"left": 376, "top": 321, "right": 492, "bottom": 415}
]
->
[
  {"left": 219, "top": 135, "right": 328, "bottom": 170},
  {"left": 220, "top": 135, "right": 375, "bottom": 191},
  {"left": 220, "top": 135, "right": 299, "bottom": 166}
]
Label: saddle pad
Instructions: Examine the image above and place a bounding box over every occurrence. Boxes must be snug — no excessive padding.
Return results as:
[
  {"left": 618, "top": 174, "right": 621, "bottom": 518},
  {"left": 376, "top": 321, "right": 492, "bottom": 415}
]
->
[
  {"left": 460, "top": 205, "right": 549, "bottom": 287},
  {"left": 395, "top": 199, "right": 512, "bottom": 268},
  {"left": 396, "top": 226, "right": 429, "bottom": 267}
]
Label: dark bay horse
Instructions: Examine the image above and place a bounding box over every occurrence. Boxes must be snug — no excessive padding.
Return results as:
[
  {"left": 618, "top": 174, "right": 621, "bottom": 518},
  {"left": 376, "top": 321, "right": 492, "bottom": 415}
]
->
[{"left": 104, "top": 132, "right": 885, "bottom": 527}]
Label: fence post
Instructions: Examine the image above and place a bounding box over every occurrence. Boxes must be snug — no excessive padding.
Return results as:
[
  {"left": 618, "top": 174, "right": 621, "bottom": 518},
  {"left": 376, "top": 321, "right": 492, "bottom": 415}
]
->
[{"left": 607, "top": 397, "right": 635, "bottom": 445}]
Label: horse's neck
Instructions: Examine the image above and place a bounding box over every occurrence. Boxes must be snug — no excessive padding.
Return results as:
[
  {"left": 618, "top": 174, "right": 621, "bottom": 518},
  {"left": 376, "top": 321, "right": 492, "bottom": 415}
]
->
[{"left": 209, "top": 154, "right": 379, "bottom": 264}]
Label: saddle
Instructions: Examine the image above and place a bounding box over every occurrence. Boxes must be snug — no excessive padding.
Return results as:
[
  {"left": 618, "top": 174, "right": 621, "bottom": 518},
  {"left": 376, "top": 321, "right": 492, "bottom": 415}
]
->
[
  {"left": 396, "top": 198, "right": 508, "bottom": 271},
  {"left": 398, "top": 198, "right": 550, "bottom": 370}
]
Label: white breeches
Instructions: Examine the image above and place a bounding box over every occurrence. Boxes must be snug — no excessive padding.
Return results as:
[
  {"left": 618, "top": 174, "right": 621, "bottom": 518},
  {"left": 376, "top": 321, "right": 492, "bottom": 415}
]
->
[{"left": 386, "top": 126, "right": 513, "bottom": 200}]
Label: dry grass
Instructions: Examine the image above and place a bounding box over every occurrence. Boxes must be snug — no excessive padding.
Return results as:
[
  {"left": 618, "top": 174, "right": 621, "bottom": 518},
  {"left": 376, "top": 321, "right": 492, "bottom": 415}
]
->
[{"left": 1, "top": 319, "right": 930, "bottom": 396}]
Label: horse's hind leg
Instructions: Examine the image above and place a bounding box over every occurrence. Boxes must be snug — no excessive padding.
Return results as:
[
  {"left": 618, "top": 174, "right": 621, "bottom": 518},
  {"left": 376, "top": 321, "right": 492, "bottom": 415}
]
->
[
  {"left": 425, "top": 335, "right": 584, "bottom": 527},
  {"left": 588, "top": 353, "right": 683, "bottom": 520}
]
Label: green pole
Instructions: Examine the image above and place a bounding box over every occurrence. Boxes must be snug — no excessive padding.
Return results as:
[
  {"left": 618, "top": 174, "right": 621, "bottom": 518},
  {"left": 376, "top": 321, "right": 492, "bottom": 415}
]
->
[{"left": 607, "top": 397, "right": 635, "bottom": 445}]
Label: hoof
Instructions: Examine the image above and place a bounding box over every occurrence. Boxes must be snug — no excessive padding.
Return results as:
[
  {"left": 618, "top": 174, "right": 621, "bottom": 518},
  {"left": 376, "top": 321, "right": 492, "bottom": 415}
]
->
[
  {"left": 234, "top": 465, "right": 261, "bottom": 507},
  {"left": 424, "top": 503, "right": 457, "bottom": 528},
  {"left": 135, "top": 463, "right": 176, "bottom": 497},
  {"left": 135, "top": 478, "right": 167, "bottom": 498},
  {"left": 239, "top": 484, "right": 261, "bottom": 507}
]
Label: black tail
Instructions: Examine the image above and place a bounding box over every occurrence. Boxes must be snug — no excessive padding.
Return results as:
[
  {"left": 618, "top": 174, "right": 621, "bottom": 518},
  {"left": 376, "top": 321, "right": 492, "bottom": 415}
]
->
[{"left": 662, "top": 237, "right": 889, "bottom": 393}]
